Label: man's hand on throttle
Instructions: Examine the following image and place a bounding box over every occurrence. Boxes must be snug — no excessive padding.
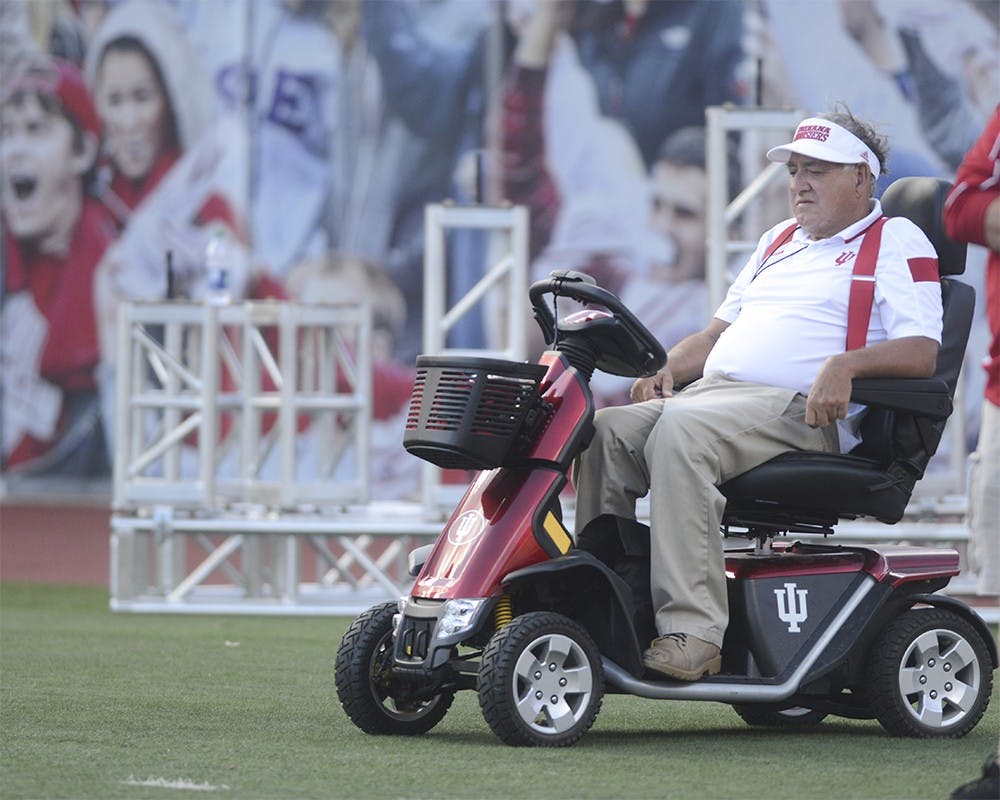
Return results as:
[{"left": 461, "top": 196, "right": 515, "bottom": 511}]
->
[{"left": 630, "top": 366, "right": 674, "bottom": 403}]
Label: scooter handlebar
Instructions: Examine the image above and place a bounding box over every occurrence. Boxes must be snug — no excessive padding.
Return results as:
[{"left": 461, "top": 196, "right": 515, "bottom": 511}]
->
[
  {"left": 528, "top": 271, "right": 666, "bottom": 377},
  {"left": 529, "top": 270, "right": 597, "bottom": 343}
]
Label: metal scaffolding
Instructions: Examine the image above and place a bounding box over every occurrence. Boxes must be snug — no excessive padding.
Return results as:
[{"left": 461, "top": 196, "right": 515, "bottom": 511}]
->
[
  {"left": 110, "top": 203, "right": 531, "bottom": 614},
  {"left": 110, "top": 300, "right": 398, "bottom": 613},
  {"left": 420, "top": 202, "right": 531, "bottom": 510}
]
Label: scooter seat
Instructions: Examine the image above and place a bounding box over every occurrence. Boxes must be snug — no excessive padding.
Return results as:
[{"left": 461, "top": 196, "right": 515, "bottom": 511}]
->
[{"left": 720, "top": 450, "right": 911, "bottom": 525}]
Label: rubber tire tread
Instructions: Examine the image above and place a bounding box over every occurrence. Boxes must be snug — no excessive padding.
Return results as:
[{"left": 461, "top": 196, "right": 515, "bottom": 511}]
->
[
  {"left": 866, "top": 607, "right": 992, "bottom": 738},
  {"left": 335, "top": 601, "right": 454, "bottom": 735},
  {"left": 478, "top": 611, "right": 603, "bottom": 747}
]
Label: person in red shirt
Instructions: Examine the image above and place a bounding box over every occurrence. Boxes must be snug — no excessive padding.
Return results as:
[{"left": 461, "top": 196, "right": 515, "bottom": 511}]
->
[
  {"left": 84, "top": 0, "right": 213, "bottom": 229},
  {"left": 84, "top": 0, "right": 246, "bottom": 283},
  {"left": 84, "top": 1, "right": 276, "bottom": 463},
  {"left": 1, "top": 57, "right": 117, "bottom": 476},
  {"left": 944, "top": 105, "right": 1000, "bottom": 597}
]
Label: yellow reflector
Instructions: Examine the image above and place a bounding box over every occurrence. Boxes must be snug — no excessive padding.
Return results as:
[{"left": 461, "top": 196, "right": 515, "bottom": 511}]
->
[{"left": 543, "top": 511, "right": 572, "bottom": 555}]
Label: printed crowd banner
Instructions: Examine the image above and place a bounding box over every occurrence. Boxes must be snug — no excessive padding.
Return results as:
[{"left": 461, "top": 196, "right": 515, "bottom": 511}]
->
[{"left": 1, "top": 0, "right": 995, "bottom": 501}]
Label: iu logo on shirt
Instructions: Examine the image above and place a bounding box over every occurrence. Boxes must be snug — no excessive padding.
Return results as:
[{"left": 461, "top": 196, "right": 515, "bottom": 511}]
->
[
  {"left": 835, "top": 251, "right": 856, "bottom": 266},
  {"left": 774, "top": 582, "right": 809, "bottom": 632}
]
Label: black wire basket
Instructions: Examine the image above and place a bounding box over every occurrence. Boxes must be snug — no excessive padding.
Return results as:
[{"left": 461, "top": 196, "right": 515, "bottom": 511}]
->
[{"left": 403, "top": 355, "right": 548, "bottom": 470}]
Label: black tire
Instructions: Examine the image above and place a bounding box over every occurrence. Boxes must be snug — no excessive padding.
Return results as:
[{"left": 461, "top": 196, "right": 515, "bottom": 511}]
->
[
  {"left": 732, "top": 704, "right": 828, "bottom": 728},
  {"left": 866, "top": 607, "right": 993, "bottom": 738},
  {"left": 335, "top": 601, "right": 454, "bottom": 735},
  {"left": 478, "top": 612, "right": 603, "bottom": 747}
]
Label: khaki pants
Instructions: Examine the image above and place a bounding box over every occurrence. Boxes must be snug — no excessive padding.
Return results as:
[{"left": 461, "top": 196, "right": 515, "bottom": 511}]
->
[
  {"left": 968, "top": 400, "right": 1000, "bottom": 596},
  {"left": 573, "top": 374, "right": 839, "bottom": 648}
]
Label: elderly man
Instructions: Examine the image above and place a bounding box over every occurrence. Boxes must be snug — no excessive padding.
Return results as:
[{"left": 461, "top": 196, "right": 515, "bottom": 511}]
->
[{"left": 573, "top": 110, "right": 944, "bottom": 681}]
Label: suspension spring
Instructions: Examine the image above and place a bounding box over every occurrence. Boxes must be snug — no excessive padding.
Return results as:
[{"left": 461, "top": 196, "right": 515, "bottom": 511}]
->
[{"left": 494, "top": 594, "right": 513, "bottom": 630}]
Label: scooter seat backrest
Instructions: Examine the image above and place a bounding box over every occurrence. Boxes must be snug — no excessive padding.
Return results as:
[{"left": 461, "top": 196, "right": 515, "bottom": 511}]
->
[
  {"left": 880, "top": 176, "right": 966, "bottom": 277},
  {"left": 849, "top": 177, "right": 974, "bottom": 469},
  {"left": 850, "top": 278, "right": 974, "bottom": 468}
]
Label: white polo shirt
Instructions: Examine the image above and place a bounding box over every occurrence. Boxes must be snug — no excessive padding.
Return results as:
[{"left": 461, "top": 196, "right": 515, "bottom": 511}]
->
[{"left": 704, "top": 201, "right": 943, "bottom": 450}]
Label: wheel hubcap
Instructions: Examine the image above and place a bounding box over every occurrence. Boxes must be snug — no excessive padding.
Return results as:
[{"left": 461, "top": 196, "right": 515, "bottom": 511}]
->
[
  {"left": 897, "top": 628, "right": 981, "bottom": 729},
  {"left": 513, "top": 633, "right": 593, "bottom": 735}
]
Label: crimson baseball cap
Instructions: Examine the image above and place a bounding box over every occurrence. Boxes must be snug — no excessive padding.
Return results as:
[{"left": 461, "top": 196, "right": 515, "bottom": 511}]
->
[{"left": 4, "top": 57, "right": 101, "bottom": 140}]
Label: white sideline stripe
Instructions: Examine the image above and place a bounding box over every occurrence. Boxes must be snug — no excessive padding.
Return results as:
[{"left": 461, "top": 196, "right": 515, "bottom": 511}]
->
[{"left": 122, "top": 776, "right": 229, "bottom": 792}]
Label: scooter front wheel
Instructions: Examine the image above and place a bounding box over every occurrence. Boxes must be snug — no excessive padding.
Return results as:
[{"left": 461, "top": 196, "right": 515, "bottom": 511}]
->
[
  {"left": 335, "top": 601, "right": 454, "bottom": 735},
  {"left": 866, "top": 607, "right": 993, "bottom": 738},
  {"left": 478, "top": 611, "right": 604, "bottom": 747}
]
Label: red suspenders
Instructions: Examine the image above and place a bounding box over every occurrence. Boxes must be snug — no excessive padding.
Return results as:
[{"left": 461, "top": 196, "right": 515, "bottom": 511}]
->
[
  {"left": 761, "top": 222, "right": 798, "bottom": 263},
  {"left": 757, "top": 217, "right": 889, "bottom": 352},
  {"left": 845, "top": 216, "right": 888, "bottom": 351}
]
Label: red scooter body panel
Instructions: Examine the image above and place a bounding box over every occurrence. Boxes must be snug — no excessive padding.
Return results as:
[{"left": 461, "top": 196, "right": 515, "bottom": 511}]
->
[
  {"left": 413, "top": 468, "right": 563, "bottom": 600},
  {"left": 725, "top": 543, "right": 870, "bottom": 579},
  {"left": 866, "top": 543, "right": 961, "bottom": 585},
  {"left": 725, "top": 541, "right": 960, "bottom": 584},
  {"left": 413, "top": 353, "right": 588, "bottom": 601},
  {"left": 525, "top": 352, "right": 592, "bottom": 465}
]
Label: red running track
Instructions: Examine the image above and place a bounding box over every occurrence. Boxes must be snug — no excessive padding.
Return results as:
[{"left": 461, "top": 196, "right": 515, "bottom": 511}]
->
[{"left": 1, "top": 503, "right": 110, "bottom": 586}]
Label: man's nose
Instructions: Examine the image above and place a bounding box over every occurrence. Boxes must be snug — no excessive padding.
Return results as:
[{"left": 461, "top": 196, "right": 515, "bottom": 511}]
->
[{"left": 790, "top": 171, "right": 811, "bottom": 191}]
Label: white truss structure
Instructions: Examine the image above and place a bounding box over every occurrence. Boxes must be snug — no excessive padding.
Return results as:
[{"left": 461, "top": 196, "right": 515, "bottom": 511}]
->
[
  {"left": 423, "top": 203, "right": 530, "bottom": 360},
  {"left": 420, "top": 203, "right": 531, "bottom": 510},
  {"left": 111, "top": 205, "right": 531, "bottom": 614},
  {"left": 110, "top": 504, "right": 443, "bottom": 615},
  {"left": 110, "top": 300, "right": 417, "bottom": 613}
]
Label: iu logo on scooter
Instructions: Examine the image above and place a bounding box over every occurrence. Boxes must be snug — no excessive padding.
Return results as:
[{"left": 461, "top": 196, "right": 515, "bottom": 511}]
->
[
  {"left": 774, "top": 582, "right": 809, "bottom": 632},
  {"left": 448, "top": 510, "right": 487, "bottom": 546}
]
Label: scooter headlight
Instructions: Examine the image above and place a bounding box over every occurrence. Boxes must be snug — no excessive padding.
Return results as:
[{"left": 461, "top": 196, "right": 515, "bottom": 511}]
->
[
  {"left": 438, "top": 598, "right": 487, "bottom": 638},
  {"left": 393, "top": 596, "right": 409, "bottom": 635}
]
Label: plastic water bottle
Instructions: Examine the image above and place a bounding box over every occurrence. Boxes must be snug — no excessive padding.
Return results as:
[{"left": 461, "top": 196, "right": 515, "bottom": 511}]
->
[{"left": 205, "top": 227, "right": 232, "bottom": 305}]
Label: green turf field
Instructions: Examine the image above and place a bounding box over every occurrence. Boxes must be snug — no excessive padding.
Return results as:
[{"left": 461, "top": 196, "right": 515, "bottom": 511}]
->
[{"left": 1, "top": 583, "right": 997, "bottom": 799}]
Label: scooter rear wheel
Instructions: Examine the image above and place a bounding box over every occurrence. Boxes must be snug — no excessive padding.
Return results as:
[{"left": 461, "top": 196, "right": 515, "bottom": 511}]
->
[
  {"left": 478, "top": 612, "right": 604, "bottom": 747},
  {"left": 335, "top": 601, "right": 454, "bottom": 735},
  {"left": 866, "top": 607, "right": 992, "bottom": 738},
  {"left": 731, "top": 704, "right": 828, "bottom": 728}
]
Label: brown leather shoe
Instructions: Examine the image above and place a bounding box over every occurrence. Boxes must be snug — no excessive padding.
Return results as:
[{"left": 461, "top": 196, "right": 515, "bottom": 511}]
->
[{"left": 642, "top": 632, "right": 721, "bottom": 681}]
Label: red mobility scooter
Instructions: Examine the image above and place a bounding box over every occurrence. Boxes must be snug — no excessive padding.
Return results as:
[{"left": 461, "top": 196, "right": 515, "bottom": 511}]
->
[{"left": 335, "top": 178, "right": 996, "bottom": 746}]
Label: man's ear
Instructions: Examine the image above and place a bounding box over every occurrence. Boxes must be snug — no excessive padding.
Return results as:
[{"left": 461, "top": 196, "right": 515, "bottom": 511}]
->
[
  {"left": 855, "top": 163, "right": 873, "bottom": 196},
  {"left": 862, "top": 163, "right": 875, "bottom": 187},
  {"left": 72, "top": 131, "right": 99, "bottom": 176}
]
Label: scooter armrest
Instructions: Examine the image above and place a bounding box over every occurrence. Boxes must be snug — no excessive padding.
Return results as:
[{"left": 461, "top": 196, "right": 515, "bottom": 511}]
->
[{"left": 849, "top": 377, "right": 952, "bottom": 419}]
